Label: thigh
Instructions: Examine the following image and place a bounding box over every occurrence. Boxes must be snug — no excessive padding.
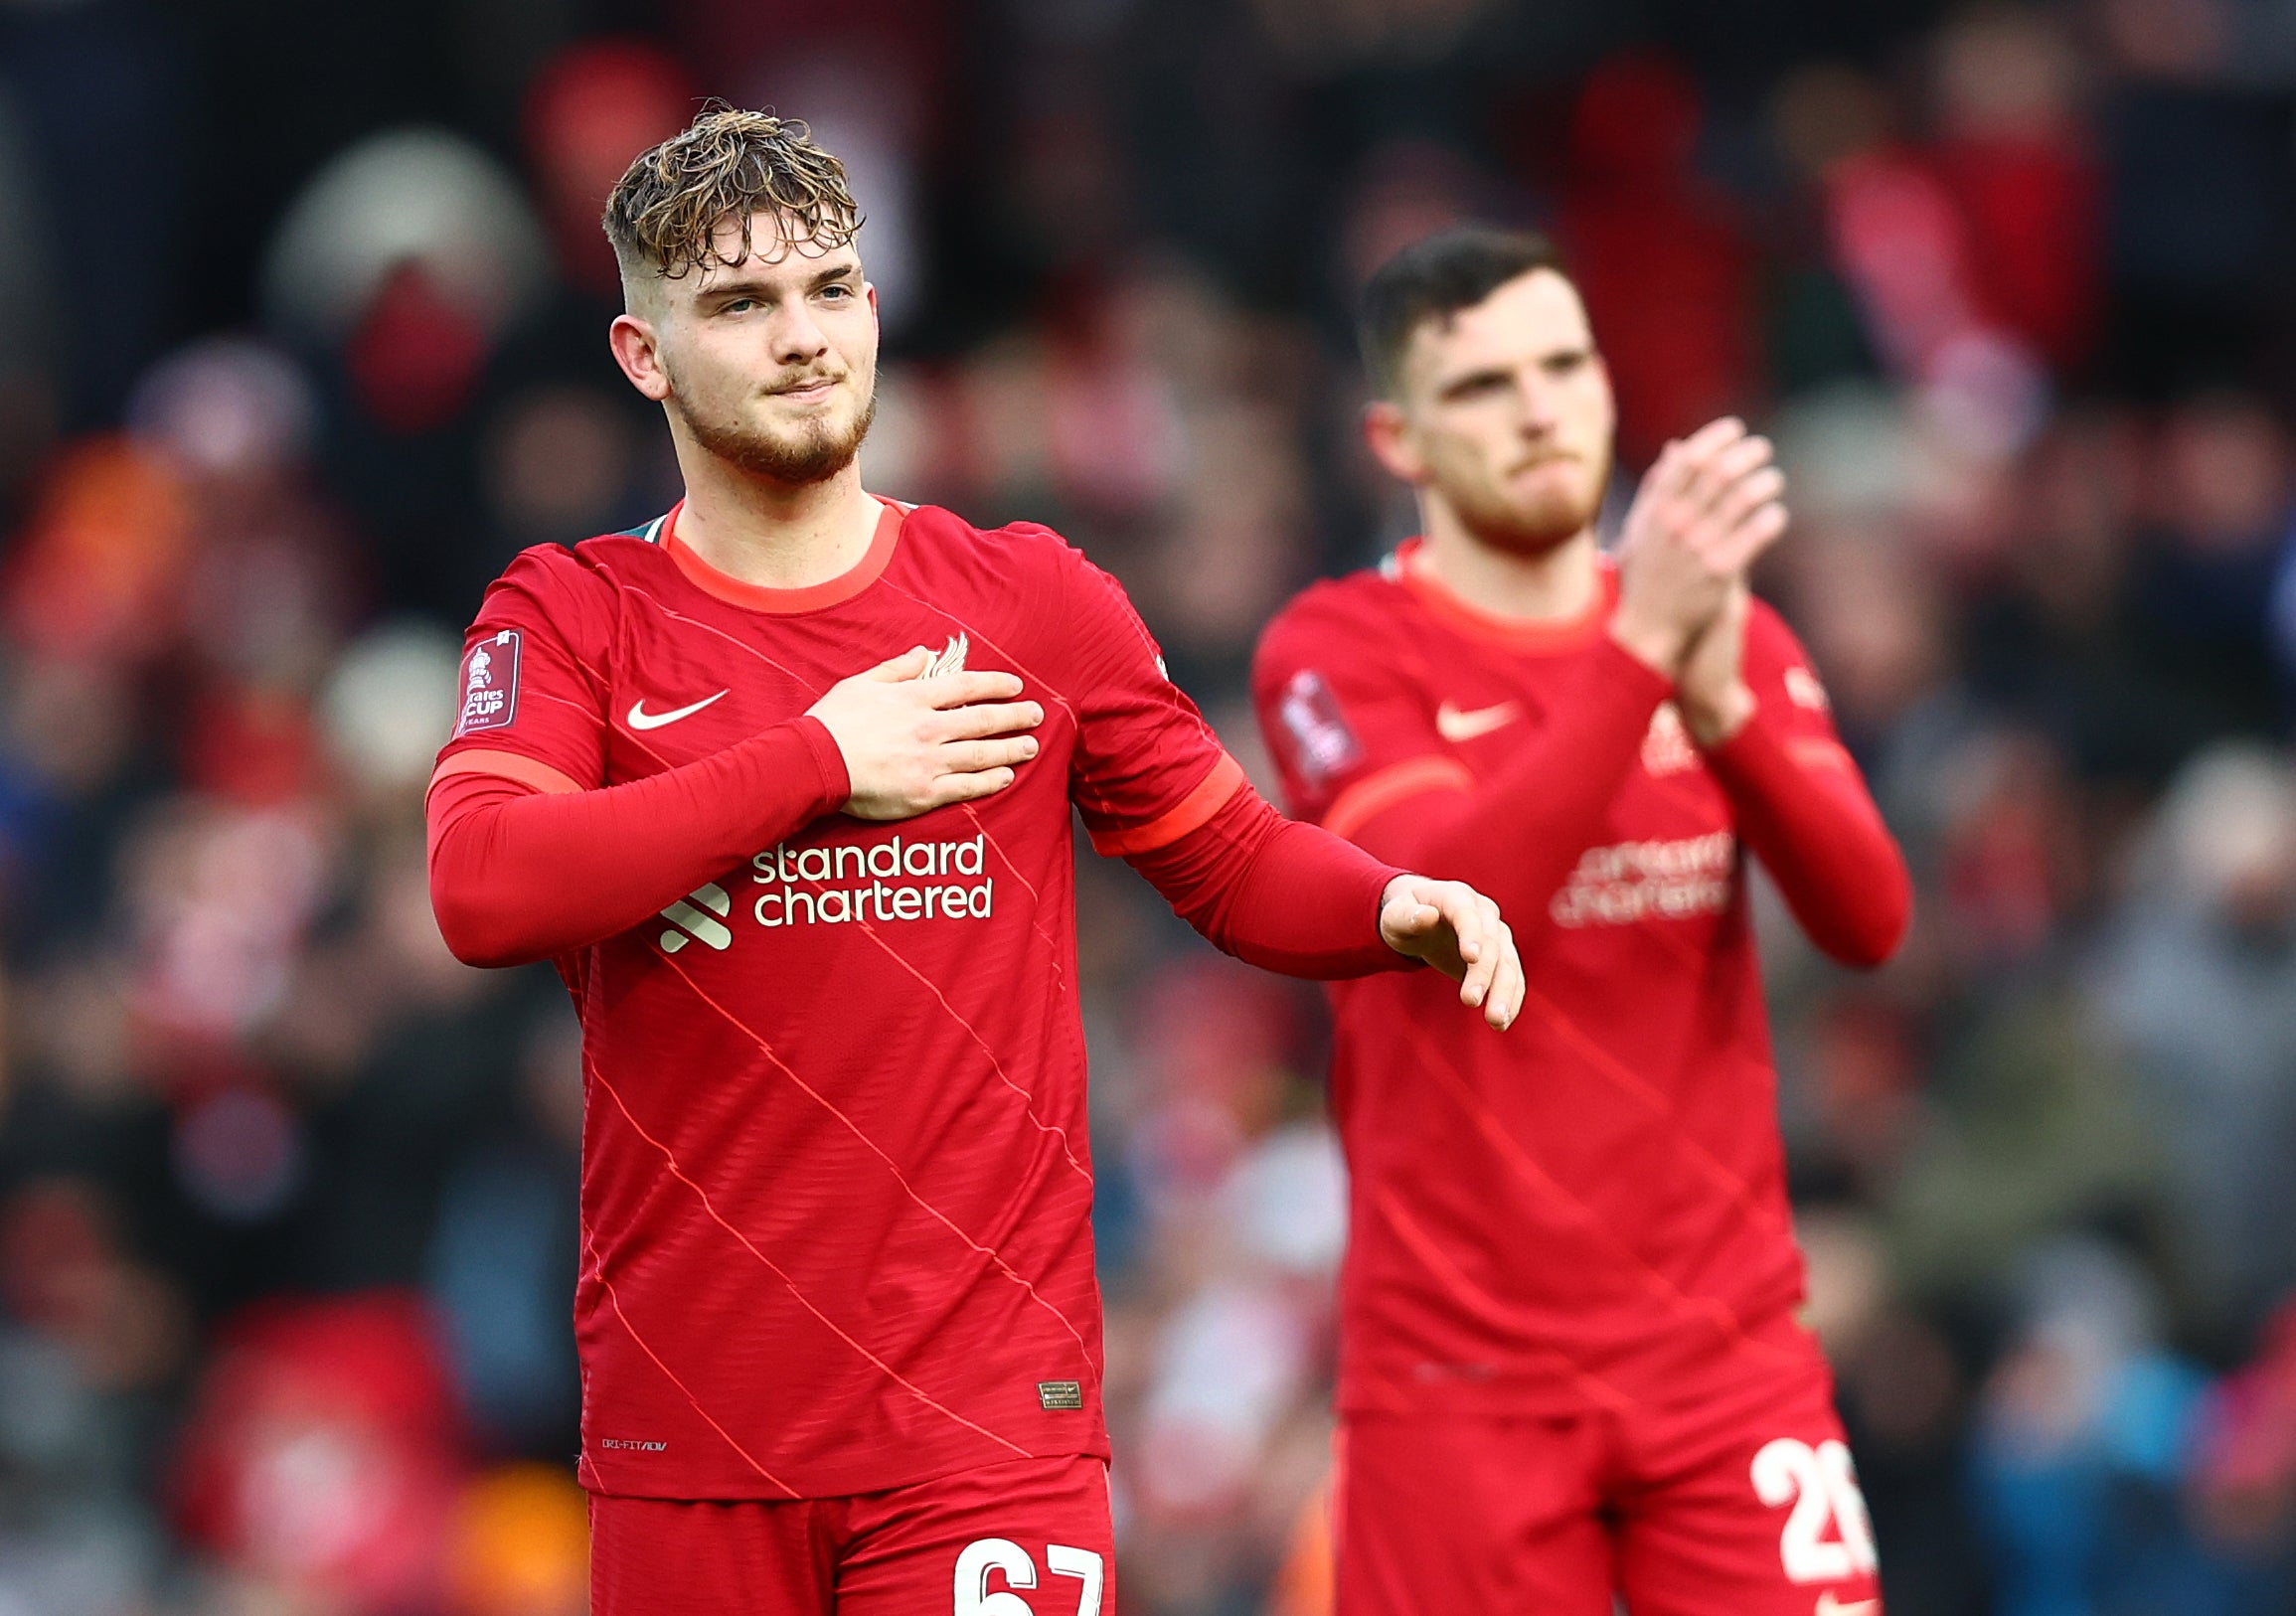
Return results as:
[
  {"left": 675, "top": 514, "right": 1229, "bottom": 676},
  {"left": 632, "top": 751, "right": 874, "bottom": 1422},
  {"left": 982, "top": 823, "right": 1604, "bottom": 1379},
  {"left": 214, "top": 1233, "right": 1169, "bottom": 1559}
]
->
[
  {"left": 1334, "top": 1414, "right": 1614, "bottom": 1616},
  {"left": 841, "top": 1454, "right": 1114, "bottom": 1616},
  {"left": 1614, "top": 1352, "right": 1884, "bottom": 1616},
  {"left": 590, "top": 1493, "right": 834, "bottom": 1616}
]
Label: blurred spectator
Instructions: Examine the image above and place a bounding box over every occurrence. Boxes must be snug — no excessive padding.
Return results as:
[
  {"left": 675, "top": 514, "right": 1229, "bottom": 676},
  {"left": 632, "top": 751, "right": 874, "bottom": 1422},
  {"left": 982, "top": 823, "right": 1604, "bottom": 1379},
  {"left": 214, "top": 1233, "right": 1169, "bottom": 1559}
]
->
[
  {"left": 170, "top": 1291, "right": 464, "bottom": 1613},
  {"left": 2125, "top": 392, "right": 2290, "bottom": 743},
  {"left": 0, "top": 0, "right": 187, "bottom": 424},
  {"left": 1558, "top": 52, "right": 1756, "bottom": 462},
  {"left": 1929, "top": 9, "right": 2101, "bottom": 377},
  {"left": 2096, "top": 744, "right": 2296, "bottom": 1342},
  {"left": 2093, "top": 0, "right": 2296, "bottom": 396},
  {"left": 521, "top": 42, "right": 694, "bottom": 299},
  {"left": 1969, "top": 1239, "right": 2248, "bottom": 1616}
]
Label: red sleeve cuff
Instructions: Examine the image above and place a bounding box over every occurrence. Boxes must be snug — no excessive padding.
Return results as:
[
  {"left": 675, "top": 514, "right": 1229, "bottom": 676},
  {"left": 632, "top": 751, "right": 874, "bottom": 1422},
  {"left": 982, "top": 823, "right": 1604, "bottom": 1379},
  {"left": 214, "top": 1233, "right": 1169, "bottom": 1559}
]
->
[
  {"left": 1701, "top": 699, "right": 1856, "bottom": 793},
  {"left": 1088, "top": 753, "right": 1248, "bottom": 857},
  {"left": 789, "top": 715, "right": 853, "bottom": 816}
]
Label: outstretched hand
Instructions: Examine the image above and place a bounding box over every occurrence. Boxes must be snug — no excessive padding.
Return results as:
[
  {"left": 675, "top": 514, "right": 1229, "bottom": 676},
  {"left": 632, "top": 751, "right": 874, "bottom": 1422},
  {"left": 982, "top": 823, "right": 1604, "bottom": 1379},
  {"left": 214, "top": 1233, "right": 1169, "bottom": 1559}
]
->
[{"left": 1379, "top": 875, "right": 1524, "bottom": 1031}]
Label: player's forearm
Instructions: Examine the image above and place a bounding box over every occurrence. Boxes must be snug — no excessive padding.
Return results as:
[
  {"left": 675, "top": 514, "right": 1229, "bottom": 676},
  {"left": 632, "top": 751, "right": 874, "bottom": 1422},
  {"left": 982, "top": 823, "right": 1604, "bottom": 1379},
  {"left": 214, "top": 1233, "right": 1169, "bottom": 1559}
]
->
[
  {"left": 1348, "top": 641, "right": 1670, "bottom": 922},
  {"left": 1127, "top": 786, "right": 1407, "bottom": 978},
  {"left": 426, "top": 719, "right": 851, "bottom": 967},
  {"left": 1702, "top": 709, "right": 1910, "bottom": 967}
]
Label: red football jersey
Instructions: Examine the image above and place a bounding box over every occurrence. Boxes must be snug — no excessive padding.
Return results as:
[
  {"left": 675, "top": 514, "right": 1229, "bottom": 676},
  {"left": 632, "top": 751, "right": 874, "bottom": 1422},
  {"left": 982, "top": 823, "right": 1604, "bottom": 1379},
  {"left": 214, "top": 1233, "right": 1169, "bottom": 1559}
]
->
[
  {"left": 436, "top": 499, "right": 1243, "bottom": 1500},
  {"left": 1253, "top": 543, "right": 1870, "bottom": 1419}
]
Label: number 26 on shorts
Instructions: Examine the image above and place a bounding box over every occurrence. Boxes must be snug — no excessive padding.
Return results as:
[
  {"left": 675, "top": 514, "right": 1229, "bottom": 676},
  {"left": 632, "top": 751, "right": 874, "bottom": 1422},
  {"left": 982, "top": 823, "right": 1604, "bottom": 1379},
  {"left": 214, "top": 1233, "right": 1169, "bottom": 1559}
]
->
[
  {"left": 1751, "top": 1437, "right": 1879, "bottom": 1584},
  {"left": 954, "top": 1539, "right": 1105, "bottom": 1616}
]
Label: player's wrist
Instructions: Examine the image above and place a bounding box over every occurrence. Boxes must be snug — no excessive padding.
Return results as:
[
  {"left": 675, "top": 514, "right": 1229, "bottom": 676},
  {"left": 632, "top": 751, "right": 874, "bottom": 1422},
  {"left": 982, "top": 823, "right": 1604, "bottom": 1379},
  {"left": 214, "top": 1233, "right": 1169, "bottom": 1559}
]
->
[
  {"left": 1606, "top": 614, "right": 1686, "bottom": 679},
  {"left": 787, "top": 714, "right": 856, "bottom": 814},
  {"left": 1376, "top": 875, "right": 1426, "bottom": 960},
  {"left": 1681, "top": 681, "right": 1756, "bottom": 748}
]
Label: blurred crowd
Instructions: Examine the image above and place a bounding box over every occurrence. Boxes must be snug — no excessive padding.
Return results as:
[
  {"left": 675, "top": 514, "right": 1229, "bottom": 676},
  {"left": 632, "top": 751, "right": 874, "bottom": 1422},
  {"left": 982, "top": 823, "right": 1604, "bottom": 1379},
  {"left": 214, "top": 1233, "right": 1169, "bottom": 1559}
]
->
[{"left": 7, "top": 0, "right": 2296, "bottom": 1612}]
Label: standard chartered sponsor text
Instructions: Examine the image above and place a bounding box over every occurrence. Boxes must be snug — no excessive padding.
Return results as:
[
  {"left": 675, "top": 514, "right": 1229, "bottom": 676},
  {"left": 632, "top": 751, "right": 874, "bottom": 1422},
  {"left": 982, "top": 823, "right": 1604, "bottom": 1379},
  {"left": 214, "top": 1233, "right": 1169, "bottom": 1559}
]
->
[
  {"left": 1550, "top": 832, "right": 1735, "bottom": 927},
  {"left": 750, "top": 833, "right": 993, "bottom": 928}
]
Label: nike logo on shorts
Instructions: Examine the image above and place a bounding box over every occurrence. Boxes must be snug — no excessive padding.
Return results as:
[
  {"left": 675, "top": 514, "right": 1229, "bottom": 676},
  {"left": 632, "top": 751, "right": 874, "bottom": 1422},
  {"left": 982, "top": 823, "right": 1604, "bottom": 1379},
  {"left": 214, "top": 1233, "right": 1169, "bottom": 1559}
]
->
[{"left": 627, "top": 692, "right": 730, "bottom": 729}]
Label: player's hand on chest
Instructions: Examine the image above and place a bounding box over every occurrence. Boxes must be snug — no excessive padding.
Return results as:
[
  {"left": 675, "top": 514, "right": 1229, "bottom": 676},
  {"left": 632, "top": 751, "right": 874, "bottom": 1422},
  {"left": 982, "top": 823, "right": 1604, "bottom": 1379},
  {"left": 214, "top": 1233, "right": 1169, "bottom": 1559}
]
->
[{"left": 600, "top": 613, "right": 1063, "bottom": 787}]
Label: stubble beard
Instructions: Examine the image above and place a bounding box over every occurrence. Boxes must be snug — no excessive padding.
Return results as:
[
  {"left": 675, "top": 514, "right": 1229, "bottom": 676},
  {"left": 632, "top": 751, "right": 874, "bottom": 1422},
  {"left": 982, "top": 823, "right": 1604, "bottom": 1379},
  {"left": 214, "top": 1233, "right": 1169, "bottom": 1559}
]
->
[
  {"left": 680, "top": 374, "right": 880, "bottom": 486},
  {"left": 1449, "top": 449, "right": 1610, "bottom": 557}
]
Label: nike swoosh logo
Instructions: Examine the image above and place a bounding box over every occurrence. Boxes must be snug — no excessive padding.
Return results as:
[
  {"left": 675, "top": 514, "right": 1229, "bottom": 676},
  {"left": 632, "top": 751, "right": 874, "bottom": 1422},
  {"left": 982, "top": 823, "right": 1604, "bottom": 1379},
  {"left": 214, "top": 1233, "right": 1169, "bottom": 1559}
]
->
[
  {"left": 1815, "top": 1596, "right": 1879, "bottom": 1616},
  {"left": 627, "top": 691, "right": 729, "bottom": 730},
  {"left": 1435, "top": 701, "right": 1521, "bottom": 742}
]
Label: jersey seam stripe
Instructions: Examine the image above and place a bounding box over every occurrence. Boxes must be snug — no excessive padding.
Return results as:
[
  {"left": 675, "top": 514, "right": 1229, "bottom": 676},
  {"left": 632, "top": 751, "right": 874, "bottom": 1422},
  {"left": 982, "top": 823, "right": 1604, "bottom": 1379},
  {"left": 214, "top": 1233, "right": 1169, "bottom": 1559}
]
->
[
  {"left": 1370, "top": 1186, "right": 1636, "bottom": 1414},
  {"left": 619, "top": 580, "right": 1065, "bottom": 945},
  {"left": 648, "top": 946, "right": 1096, "bottom": 1348},
  {"left": 578, "top": 1222, "right": 802, "bottom": 1496},
  {"left": 585, "top": 1056, "right": 1036, "bottom": 1455},
  {"left": 1782, "top": 736, "right": 1856, "bottom": 770},
  {"left": 841, "top": 912, "right": 1095, "bottom": 1190},
  {"left": 532, "top": 685, "right": 607, "bottom": 722},
  {"left": 1323, "top": 756, "right": 1475, "bottom": 842},
  {"left": 1513, "top": 986, "right": 1789, "bottom": 1236},
  {"left": 521, "top": 685, "right": 677, "bottom": 774},
  {"left": 547, "top": 638, "right": 684, "bottom": 770},
  {"left": 1089, "top": 561, "right": 1176, "bottom": 678},
  {"left": 870, "top": 580, "right": 1117, "bottom": 812},
  {"left": 523, "top": 682, "right": 608, "bottom": 731},
  {"left": 825, "top": 580, "right": 1102, "bottom": 882},
  {"left": 1395, "top": 1015, "right": 1801, "bottom": 1365},
  {"left": 1555, "top": 807, "right": 1716, "bottom": 972},
  {"left": 557, "top": 637, "right": 617, "bottom": 700},
  {"left": 615, "top": 568, "right": 1087, "bottom": 1212},
  {"left": 952, "top": 800, "right": 1071, "bottom": 999},
  {"left": 618, "top": 580, "right": 815, "bottom": 688},
  {"left": 1569, "top": 739, "right": 1737, "bottom": 973}
]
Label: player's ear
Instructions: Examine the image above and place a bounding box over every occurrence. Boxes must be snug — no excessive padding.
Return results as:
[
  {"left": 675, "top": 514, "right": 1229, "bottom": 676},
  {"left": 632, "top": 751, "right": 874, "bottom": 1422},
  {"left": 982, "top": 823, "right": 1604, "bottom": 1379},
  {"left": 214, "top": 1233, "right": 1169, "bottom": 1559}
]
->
[
  {"left": 1364, "top": 398, "right": 1423, "bottom": 484},
  {"left": 609, "top": 313, "right": 672, "bottom": 403}
]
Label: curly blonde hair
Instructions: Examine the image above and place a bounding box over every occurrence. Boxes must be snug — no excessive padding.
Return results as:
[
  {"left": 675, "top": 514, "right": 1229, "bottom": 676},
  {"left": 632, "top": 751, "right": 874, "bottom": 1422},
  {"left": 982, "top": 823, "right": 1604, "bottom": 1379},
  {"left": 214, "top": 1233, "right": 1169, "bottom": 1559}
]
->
[{"left": 603, "top": 106, "right": 864, "bottom": 284}]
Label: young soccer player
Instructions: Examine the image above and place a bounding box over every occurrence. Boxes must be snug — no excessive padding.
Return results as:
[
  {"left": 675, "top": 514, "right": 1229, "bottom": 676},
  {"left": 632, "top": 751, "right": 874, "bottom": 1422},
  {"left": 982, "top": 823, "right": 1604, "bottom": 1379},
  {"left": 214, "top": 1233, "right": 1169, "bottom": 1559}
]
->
[
  {"left": 424, "top": 113, "right": 1528, "bottom": 1616},
  {"left": 1252, "top": 226, "right": 1912, "bottom": 1615}
]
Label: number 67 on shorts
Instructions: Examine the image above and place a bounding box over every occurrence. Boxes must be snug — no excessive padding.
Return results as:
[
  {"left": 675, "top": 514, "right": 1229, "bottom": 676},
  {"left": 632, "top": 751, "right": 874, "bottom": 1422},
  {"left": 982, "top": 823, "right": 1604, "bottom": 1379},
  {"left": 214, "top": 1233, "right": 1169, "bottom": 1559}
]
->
[{"left": 955, "top": 1539, "right": 1103, "bottom": 1615}]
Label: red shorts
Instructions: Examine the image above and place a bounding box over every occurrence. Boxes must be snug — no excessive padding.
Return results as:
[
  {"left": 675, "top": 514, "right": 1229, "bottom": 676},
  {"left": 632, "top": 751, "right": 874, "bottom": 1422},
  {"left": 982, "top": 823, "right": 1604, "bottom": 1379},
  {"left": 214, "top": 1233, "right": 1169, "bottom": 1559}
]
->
[
  {"left": 1334, "top": 1352, "right": 1883, "bottom": 1616},
  {"left": 590, "top": 1454, "right": 1113, "bottom": 1616}
]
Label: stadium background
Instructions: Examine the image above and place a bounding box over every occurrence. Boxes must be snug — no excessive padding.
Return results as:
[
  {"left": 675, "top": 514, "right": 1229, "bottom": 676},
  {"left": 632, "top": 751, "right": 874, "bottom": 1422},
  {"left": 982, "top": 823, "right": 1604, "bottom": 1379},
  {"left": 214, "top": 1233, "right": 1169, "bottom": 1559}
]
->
[{"left": 3, "top": 0, "right": 2296, "bottom": 1611}]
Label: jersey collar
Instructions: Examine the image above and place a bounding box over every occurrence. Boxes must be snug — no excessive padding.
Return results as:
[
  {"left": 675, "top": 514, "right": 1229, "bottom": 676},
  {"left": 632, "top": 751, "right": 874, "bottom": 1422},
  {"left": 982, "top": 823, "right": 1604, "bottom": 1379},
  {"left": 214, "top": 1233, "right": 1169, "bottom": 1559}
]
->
[
  {"left": 659, "top": 496, "right": 904, "bottom": 613},
  {"left": 1392, "top": 536, "right": 1617, "bottom": 653}
]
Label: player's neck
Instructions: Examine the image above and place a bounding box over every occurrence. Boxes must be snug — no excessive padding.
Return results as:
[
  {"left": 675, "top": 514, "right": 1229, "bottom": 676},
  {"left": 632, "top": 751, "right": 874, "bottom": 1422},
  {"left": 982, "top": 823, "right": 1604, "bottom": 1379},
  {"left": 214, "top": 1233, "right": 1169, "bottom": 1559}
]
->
[
  {"left": 670, "top": 447, "right": 880, "bottom": 591},
  {"left": 1414, "top": 515, "right": 1601, "bottom": 624}
]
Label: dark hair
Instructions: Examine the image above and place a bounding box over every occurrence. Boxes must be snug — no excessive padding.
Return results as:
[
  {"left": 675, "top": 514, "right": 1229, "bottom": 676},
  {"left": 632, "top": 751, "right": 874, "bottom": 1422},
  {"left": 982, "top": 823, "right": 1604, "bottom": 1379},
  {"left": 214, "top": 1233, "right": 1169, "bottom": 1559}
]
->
[
  {"left": 603, "top": 106, "right": 863, "bottom": 284},
  {"left": 1358, "top": 226, "right": 1568, "bottom": 397}
]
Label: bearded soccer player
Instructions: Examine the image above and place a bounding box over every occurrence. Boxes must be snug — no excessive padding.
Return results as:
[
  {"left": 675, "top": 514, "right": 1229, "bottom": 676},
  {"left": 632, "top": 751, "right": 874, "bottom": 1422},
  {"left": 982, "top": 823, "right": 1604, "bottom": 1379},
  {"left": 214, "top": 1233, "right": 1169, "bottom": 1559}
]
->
[
  {"left": 422, "top": 114, "right": 1530, "bottom": 1616},
  {"left": 1251, "top": 227, "right": 1912, "bottom": 1616}
]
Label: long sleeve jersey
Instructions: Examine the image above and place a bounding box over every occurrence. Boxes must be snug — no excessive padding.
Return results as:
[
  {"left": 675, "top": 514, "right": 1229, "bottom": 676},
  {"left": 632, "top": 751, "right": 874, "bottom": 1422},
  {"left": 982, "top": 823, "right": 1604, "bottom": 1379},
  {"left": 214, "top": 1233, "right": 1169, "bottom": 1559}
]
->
[
  {"left": 426, "top": 498, "right": 1408, "bottom": 1500},
  {"left": 1252, "top": 543, "right": 1909, "bottom": 1419}
]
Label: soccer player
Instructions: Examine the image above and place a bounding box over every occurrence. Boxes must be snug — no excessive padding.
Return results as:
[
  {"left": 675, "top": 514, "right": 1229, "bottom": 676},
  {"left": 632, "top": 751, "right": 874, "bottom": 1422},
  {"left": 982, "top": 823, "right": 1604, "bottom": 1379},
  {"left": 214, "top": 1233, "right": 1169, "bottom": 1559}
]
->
[
  {"left": 1251, "top": 226, "right": 1913, "bottom": 1616},
  {"left": 423, "top": 113, "right": 1528, "bottom": 1616}
]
